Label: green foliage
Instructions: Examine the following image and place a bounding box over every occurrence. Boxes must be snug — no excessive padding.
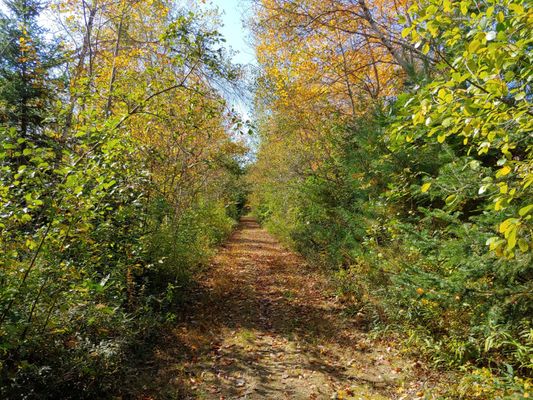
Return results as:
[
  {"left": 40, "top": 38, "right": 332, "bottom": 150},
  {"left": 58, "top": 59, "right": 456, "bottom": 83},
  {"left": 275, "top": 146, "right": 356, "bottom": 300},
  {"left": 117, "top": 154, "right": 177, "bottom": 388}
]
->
[
  {"left": 250, "top": 1, "right": 532, "bottom": 393},
  {"left": 0, "top": 1, "right": 247, "bottom": 397},
  {"left": 396, "top": 0, "right": 532, "bottom": 257},
  {"left": 252, "top": 106, "right": 532, "bottom": 394},
  {"left": 143, "top": 200, "right": 236, "bottom": 300},
  {"left": 439, "top": 366, "right": 533, "bottom": 399},
  {"left": 0, "top": 0, "right": 64, "bottom": 139},
  {"left": 0, "top": 122, "right": 147, "bottom": 398},
  {"left": 162, "top": 11, "right": 239, "bottom": 80}
]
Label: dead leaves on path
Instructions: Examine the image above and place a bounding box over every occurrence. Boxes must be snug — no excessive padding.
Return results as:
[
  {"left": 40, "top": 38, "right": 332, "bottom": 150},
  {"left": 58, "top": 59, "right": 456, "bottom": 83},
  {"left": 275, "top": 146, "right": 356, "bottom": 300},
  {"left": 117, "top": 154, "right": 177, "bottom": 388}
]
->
[{"left": 134, "top": 217, "right": 443, "bottom": 399}]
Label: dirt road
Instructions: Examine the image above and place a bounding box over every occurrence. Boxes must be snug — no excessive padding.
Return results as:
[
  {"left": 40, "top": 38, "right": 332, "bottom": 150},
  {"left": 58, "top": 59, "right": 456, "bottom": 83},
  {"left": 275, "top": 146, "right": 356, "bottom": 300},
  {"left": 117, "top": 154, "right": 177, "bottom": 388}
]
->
[{"left": 133, "top": 217, "right": 437, "bottom": 399}]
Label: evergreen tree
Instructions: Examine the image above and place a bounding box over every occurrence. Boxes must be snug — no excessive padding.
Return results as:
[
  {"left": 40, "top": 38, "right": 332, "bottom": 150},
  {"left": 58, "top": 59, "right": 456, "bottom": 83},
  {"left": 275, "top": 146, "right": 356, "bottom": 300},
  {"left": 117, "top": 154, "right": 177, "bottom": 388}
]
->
[{"left": 0, "top": 0, "right": 63, "bottom": 141}]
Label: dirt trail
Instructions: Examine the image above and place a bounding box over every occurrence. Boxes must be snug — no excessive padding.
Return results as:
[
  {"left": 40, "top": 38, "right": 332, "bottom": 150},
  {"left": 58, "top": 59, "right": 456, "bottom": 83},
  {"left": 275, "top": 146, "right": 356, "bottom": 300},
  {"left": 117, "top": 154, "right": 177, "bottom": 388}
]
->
[{"left": 133, "top": 217, "right": 437, "bottom": 399}]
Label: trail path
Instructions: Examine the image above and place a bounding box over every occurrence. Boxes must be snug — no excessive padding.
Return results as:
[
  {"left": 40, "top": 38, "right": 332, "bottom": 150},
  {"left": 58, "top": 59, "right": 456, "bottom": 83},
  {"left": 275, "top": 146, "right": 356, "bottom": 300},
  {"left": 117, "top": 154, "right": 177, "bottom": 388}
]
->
[{"left": 134, "top": 217, "right": 437, "bottom": 399}]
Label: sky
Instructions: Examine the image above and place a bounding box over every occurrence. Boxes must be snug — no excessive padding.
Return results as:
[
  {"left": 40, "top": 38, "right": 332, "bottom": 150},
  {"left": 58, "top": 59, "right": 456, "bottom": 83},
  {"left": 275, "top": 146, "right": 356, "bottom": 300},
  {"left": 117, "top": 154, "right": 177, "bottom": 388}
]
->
[
  {"left": 208, "top": 0, "right": 256, "bottom": 66},
  {"left": 202, "top": 0, "right": 256, "bottom": 129}
]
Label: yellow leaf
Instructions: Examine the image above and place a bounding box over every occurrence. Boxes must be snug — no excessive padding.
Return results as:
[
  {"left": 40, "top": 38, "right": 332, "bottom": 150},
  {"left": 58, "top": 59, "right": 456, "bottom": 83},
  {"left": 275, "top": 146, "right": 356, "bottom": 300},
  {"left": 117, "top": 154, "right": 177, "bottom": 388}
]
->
[
  {"left": 421, "top": 182, "right": 432, "bottom": 193},
  {"left": 499, "top": 218, "right": 513, "bottom": 234},
  {"left": 507, "top": 227, "right": 517, "bottom": 250},
  {"left": 469, "top": 40, "right": 481, "bottom": 53},
  {"left": 499, "top": 183, "right": 508, "bottom": 194},
  {"left": 496, "top": 165, "right": 511, "bottom": 177}
]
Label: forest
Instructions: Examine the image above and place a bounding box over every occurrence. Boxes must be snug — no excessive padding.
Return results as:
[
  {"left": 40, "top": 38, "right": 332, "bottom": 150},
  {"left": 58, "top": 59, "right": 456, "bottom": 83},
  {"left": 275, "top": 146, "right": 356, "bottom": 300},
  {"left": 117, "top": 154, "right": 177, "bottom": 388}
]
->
[{"left": 0, "top": 0, "right": 531, "bottom": 399}]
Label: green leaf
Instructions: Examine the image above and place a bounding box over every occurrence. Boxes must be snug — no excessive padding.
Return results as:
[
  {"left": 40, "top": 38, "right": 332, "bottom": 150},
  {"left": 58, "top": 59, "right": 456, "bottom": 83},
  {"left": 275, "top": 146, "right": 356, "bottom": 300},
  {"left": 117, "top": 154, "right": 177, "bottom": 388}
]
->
[
  {"left": 518, "top": 239, "right": 529, "bottom": 252},
  {"left": 519, "top": 204, "right": 533, "bottom": 217},
  {"left": 486, "top": 237, "right": 505, "bottom": 251},
  {"left": 442, "top": 117, "right": 453, "bottom": 127},
  {"left": 468, "top": 40, "right": 481, "bottom": 53},
  {"left": 445, "top": 194, "right": 457, "bottom": 205}
]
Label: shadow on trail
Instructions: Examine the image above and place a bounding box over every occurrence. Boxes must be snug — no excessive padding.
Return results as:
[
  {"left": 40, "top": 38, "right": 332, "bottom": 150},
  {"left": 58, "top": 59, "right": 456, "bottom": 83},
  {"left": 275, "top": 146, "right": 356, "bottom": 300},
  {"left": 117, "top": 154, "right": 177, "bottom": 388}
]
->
[{"left": 129, "top": 217, "right": 397, "bottom": 399}]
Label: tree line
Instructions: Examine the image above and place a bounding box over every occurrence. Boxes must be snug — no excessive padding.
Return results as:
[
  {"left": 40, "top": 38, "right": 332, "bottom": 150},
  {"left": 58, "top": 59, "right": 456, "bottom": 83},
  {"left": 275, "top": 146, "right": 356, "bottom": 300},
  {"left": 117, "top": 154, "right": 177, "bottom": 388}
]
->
[
  {"left": 0, "top": 0, "right": 247, "bottom": 397},
  {"left": 248, "top": 0, "right": 531, "bottom": 397}
]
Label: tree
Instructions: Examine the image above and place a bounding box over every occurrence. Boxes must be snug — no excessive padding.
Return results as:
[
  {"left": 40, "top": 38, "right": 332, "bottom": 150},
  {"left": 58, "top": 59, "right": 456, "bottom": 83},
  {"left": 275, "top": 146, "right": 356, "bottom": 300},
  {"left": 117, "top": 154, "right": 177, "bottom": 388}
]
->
[
  {"left": 395, "top": 0, "right": 532, "bottom": 257},
  {"left": 0, "top": 0, "right": 64, "bottom": 141}
]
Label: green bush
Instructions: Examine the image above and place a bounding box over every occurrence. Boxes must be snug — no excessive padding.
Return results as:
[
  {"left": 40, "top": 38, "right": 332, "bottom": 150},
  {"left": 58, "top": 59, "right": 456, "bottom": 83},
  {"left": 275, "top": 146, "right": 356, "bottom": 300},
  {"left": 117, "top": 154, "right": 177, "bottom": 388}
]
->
[{"left": 250, "top": 107, "right": 532, "bottom": 395}]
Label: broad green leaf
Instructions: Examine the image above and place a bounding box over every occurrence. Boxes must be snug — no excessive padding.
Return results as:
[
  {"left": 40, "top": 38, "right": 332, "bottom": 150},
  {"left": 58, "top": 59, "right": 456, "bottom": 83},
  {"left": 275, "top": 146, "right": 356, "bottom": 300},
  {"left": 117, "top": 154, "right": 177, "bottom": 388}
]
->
[
  {"left": 518, "top": 239, "right": 529, "bottom": 252},
  {"left": 468, "top": 40, "right": 481, "bottom": 53},
  {"left": 519, "top": 204, "right": 533, "bottom": 217}
]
